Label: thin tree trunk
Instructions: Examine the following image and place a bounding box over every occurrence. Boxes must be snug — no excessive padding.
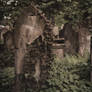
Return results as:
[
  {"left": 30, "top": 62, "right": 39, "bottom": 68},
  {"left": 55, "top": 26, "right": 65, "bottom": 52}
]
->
[
  {"left": 90, "top": 36, "right": 92, "bottom": 82},
  {"left": 14, "top": 45, "right": 26, "bottom": 92},
  {"left": 14, "top": 73, "right": 25, "bottom": 92}
]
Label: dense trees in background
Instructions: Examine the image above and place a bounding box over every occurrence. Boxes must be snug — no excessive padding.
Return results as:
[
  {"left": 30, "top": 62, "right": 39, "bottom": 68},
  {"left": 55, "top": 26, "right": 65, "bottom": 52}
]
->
[{"left": 0, "top": 0, "right": 92, "bottom": 27}]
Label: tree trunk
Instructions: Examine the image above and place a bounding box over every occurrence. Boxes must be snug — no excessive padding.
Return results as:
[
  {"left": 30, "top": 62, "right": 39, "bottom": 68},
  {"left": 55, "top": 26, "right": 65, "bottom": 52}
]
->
[
  {"left": 14, "top": 44, "right": 27, "bottom": 92},
  {"left": 90, "top": 36, "right": 92, "bottom": 82},
  {"left": 14, "top": 73, "right": 25, "bottom": 92}
]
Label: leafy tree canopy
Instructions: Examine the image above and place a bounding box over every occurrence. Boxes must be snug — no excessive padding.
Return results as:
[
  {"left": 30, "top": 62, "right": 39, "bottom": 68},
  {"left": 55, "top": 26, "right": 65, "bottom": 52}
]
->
[{"left": 0, "top": 0, "right": 92, "bottom": 27}]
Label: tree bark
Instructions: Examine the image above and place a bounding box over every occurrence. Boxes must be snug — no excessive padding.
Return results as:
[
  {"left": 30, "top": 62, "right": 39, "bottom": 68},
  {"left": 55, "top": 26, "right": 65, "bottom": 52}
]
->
[
  {"left": 14, "top": 73, "right": 25, "bottom": 92},
  {"left": 90, "top": 36, "right": 92, "bottom": 82},
  {"left": 14, "top": 44, "right": 27, "bottom": 92}
]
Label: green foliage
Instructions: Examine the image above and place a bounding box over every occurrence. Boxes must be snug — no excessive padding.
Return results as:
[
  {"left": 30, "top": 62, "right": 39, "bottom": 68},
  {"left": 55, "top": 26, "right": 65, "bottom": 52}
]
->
[
  {"left": 0, "top": 67, "right": 15, "bottom": 92},
  {"left": 39, "top": 0, "right": 92, "bottom": 26},
  {"left": 0, "top": 0, "right": 92, "bottom": 27},
  {"left": 0, "top": 48, "right": 15, "bottom": 92},
  {"left": 0, "top": 0, "right": 92, "bottom": 92},
  {"left": 40, "top": 87, "right": 60, "bottom": 92},
  {"left": 40, "top": 54, "right": 92, "bottom": 92},
  {"left": 0, "top": 49, "right": 14, "bottom": 67}
]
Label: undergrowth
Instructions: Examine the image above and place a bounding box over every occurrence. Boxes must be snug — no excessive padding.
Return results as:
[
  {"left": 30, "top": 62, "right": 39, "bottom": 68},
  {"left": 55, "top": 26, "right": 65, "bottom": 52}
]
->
[{"left": 40, "top": 53, "right": 92, "bottom": 92}]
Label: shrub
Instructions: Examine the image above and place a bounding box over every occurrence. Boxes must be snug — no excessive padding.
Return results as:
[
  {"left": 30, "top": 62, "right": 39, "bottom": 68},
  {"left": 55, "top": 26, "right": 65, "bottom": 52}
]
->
[{"left": 40, "top": 54, "right": 92, "bottom": 92}]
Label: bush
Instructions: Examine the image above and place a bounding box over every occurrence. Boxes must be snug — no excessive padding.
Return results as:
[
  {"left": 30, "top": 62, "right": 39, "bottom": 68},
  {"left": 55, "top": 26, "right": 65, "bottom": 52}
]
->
[{"left": 40, "top": 54, "right": 92, "bottom": 92}]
